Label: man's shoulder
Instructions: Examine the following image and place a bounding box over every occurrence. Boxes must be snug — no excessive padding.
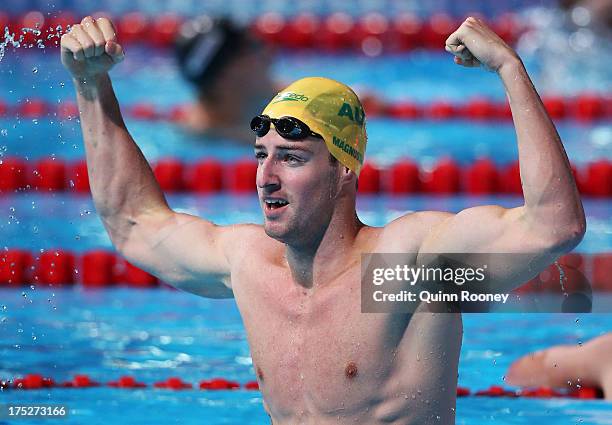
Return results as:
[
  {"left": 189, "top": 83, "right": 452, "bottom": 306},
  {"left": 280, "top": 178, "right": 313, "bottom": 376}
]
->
[
  {"left": 219, "top": 223, "right": 269, "bottom": 245},
  {"left": 218, "top": 223, "right": 283, "bottom": 261},
  {"left": 376, "top": 210, "right": 455, "bottom": 252},
  {"left": 384, "top": 210, "right": 454, "bottom": 235}
]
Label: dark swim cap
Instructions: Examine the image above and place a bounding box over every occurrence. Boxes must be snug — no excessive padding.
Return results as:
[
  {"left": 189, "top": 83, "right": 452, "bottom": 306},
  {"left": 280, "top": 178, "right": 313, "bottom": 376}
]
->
[{"left": 175, "top": 16, "right": 253, "bottom": 90}]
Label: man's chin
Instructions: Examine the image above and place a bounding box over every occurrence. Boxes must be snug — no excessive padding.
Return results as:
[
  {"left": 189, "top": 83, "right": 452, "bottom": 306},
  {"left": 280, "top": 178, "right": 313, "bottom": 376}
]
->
[{"left": 263, "top": 223, "right": 289, "bottom": 243}]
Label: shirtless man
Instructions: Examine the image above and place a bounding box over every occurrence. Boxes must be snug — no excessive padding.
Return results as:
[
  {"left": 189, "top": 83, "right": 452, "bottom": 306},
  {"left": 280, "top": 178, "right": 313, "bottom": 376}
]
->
[
  {"left": 506, "top": 333, "right": 612, "bottom": 400},
  {"left": 60, "top": 16, "right": 585, "bottom": 424}
]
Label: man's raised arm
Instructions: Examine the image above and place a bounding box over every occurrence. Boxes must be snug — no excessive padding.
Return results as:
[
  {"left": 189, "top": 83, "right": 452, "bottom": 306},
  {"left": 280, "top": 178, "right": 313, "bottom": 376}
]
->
[
  {"left": 61, "top": 16, "right": 234, "bottom": 298},
  {"left": 416, "top": 17, "right": 586, "bottom": 292}
]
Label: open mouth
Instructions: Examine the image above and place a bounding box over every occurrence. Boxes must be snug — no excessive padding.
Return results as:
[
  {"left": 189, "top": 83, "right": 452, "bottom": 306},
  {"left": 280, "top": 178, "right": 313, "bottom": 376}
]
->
[{"left": 264, "top": 198, "right": 289, "bottom": 211}]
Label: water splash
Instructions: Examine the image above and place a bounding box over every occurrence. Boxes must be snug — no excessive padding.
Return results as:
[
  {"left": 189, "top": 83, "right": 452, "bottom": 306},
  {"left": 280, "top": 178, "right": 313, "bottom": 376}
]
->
[
  {"left": 553, "top": 261, "right": 568, "bottom": 296},
  {"left": 0, "top": 25, "right": 68, "bottom": 63}
]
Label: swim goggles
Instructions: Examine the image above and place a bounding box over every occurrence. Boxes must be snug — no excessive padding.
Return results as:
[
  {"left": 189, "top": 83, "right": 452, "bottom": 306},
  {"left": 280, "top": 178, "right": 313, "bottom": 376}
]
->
[{"left": 250, "top": 115, "right": 323, "bottom": 140}]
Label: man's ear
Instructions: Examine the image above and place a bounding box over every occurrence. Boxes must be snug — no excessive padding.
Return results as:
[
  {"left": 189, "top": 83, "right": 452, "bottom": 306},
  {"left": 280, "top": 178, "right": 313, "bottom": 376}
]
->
[{"left": 339, "top": 166, "right": 357, "bottom": 190}]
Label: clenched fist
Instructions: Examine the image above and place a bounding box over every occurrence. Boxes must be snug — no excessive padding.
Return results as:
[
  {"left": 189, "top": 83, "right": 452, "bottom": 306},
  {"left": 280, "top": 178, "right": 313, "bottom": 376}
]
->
[
  {"left": 445, "top": 17, "right": 519, "bottom": 73},
  {"left": 60, "top": 16, "right": 125, "bottom": 79}
]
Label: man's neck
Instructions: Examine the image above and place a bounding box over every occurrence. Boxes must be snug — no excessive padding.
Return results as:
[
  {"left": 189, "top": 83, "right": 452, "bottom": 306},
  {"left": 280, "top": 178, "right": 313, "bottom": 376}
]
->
[{"left": 285, "top": 209, "right": 363, "bottom": 290}]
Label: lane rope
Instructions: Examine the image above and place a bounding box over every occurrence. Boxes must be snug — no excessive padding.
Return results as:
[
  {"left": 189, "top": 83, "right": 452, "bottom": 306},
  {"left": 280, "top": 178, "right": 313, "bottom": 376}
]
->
[
  {"left": 1, "top": 11, "right": 524, "bottom": 52},
  {"left": 0, "top": 250, "right": 610, "bottom": 291},
  {"left": 0, "top": 374, "right": 604, "bottom": 399},
  {"left": 2, "top": 95, "right": 610, "bottom": 123},
  {"left": 1, "top": 156, "right": 612, "bottom": 197}
]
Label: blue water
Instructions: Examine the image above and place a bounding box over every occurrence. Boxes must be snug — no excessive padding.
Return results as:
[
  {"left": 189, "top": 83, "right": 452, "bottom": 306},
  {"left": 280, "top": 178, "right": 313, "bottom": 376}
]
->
[
  {"left": 1, "top": 13, "right": 611, "bottom": 425},
  {"left": 1, "top": 290, "right": 612, "bottom": 424},
  {"left": 1, "top": 193, "right": 612, "bottom": 254}
]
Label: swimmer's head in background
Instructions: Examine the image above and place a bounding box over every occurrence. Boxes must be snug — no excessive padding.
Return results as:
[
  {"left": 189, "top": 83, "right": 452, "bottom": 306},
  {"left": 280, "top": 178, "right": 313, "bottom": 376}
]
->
[
  {"left": 260, "top": 77, "right": 367, "bottom": 176},
  {"left": 175, "top": 16, "right": 254, "bottom": 91}
]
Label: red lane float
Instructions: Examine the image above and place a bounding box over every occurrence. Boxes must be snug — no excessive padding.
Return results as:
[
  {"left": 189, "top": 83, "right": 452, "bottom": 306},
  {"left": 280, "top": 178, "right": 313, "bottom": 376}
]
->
[
  {"left": 228, "top": 160, "right": 257, "bottom": 193},
  {"left": 0, "top": 250, "right": 32, "bottom": 285},
  {"left": 500, "top": 161, "right": 522, "bottom": 194},
  {"left": 154, "top": 377, "right": 193, "bottom": 390},
  {"left": 464, "top": 158, "right": 499, "bottom": 194},
  {"left": 150, "top": 13, "right": 182, "bottom": 48},
  {"left": 244, "top": 380, "right": 260, "bottom": 390},
  {"left": 67, "top": 160, "right": 90, "bottom": 192},
  {"left": 18, "top": 99, "right": 48, "bottom": 118},
  {"left": 1, "top": 157, "right": 612, "bottom": 196},
  {"left": 81, "top": 250, "right": 116, "bottom": 287},
  {"left": 117, "top": 12, "right": 148, "bottom": 44},
  {"left": 422, "top": 159, "right": 461, "bottom": 194},
  {"left": 1, "top": 97, "right": 610, "bottom": 122},
  {"left": 3, "top": 251, "right": 607, "bottom": 291},
  {"left": 153, "top": 158, "right": 184, "bottom": 192},
  {"left": 580, "top": 160, "right": 612, "bottom": 197},
  {"left": 358, "top": 163, "right": 381, "bottom": 194},
  {"left": 2, "top": 374, "right": 603, "bottom": 399},
  {"left": 186, "top": 160, "right": 223, "bottom": 193},
  {"left": 61, "top": 375, "right": 100, "bottom": 388},
  {"left": 283, "top": 13, "right": 319, "bottom": 49},
  {"left": 199, "top": 378, "right": 240, "bottom": 390},
  {"left": 31, "top": 158, "right": 66, "bottom": 191},
  {"left": 108, "top": 376, "right": 147, "bottom": 388},
  {"left": 13, "top": 374, "right": 54, "bottom": 390},
  {"left": 592, "top": 253, "right": 612, "bottom": 291},
  {"left": 0, "top": 157, "right": 27, "bottom": 192},
  {"left": 388, "top": 160, "right": 420, "bottom": 194},
  {"left": 4, "top": 12, "right": 525, "bottom": 52},
  {"left": 34, "top": 250, "right": 75, "bottom": 285},
  {"left": 116, "top": 259, "right": 158, "bottom": 287}
]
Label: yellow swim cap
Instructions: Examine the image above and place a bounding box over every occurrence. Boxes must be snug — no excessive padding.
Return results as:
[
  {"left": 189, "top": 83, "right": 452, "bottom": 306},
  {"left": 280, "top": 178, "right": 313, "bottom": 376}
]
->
[{"left": 261, "top": 77, "right": 367, "bottom": 176}]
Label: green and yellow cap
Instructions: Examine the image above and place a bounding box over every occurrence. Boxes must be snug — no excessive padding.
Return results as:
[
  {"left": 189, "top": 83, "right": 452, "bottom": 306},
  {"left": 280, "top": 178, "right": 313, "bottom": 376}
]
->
[{"left": 261, "top": 77, "right": 367, "bottom": 176}]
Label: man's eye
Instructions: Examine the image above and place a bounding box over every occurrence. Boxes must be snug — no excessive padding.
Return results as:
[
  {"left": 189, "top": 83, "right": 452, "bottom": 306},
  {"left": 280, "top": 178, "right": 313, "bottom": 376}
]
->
[
  {"left": 255, "top": 152, "right": 266, "bottom": 160},
  {"left": 285, "top": 155, "right": 302, "bottom": 163}
]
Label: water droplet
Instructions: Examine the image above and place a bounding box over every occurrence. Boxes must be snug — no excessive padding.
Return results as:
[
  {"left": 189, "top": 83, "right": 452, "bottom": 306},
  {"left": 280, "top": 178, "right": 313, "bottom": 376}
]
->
[
  {"left": 32, "top": 67, "right": 38, "bottom": 74},
  {"left": 0, "top": 129, "right": 7, "bottom": 137}
]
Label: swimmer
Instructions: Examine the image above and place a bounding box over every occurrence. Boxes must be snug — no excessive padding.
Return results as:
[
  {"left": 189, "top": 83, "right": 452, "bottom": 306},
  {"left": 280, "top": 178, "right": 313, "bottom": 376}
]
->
[
  {"left": 506, "top": 333, "right": 612, "bottom": 400},
  {"left": 60, "top": 16, "right": 585, "bottom": 424},
  {"left": 174, "top": 16, "right": 275, "bottom": 143}
]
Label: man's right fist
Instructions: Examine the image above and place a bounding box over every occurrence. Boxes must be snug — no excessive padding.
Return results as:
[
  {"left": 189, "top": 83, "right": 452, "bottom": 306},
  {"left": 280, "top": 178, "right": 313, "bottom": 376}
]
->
[{"left": 60, "top": 16, "right": 125, "bottom": 79}]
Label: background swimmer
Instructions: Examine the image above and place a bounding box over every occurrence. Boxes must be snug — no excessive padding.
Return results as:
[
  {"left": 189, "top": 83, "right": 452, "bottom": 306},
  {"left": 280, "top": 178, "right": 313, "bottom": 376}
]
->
[
  {"left": 60, "top": 15, "right": 585, "bottom": 424},
  {"left": 506, "top": 333, "right": 612, "bottom": 400},
  {"left": 174, "top": 16, "right": 275, "bottom": 142}
]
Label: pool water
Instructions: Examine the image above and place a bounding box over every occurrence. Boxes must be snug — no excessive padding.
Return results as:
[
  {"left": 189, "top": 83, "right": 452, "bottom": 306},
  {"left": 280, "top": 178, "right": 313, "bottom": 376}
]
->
[
  {"left": 1, "top": 17, "right": 611, "bottom": 425},
  {"left": 2, "top": 290, "right": 612, "bottom": 424}
]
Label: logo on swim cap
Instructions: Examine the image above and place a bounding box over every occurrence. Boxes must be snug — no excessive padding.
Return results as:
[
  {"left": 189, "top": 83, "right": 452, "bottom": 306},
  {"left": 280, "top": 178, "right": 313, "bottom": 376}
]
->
[
  {"left": 337, "top": 103, "right": 365, "bottom": 126},
  {"left": 270, "top": 92, "right": 309, "bottom": 104}
]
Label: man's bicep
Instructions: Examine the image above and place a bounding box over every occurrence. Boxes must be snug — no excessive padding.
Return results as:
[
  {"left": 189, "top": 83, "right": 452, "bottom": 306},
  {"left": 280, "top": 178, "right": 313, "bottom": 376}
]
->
[
  {"left": 119, "top": 211, "right": 233, "bottom": 291},
  {"left": 418, "top": 205, "right": 559, "bottom": 292}
]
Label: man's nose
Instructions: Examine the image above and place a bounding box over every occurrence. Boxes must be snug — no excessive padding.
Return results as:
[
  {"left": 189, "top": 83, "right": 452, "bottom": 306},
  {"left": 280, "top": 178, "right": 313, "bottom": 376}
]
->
[{"left": 256, "top": 157, "right": 281, "bottom": 191}]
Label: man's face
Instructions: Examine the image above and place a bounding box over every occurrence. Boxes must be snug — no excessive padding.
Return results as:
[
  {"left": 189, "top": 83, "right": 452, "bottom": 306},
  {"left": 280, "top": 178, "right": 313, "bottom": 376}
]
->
[{"left": 254, "top": 128, "right": 340, "bottom": 245}]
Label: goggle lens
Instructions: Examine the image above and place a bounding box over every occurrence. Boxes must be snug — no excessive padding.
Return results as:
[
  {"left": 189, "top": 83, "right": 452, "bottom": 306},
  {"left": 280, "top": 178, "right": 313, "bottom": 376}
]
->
[{"left": 250, "top": 115, "right": 321, "bottom": 140}]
